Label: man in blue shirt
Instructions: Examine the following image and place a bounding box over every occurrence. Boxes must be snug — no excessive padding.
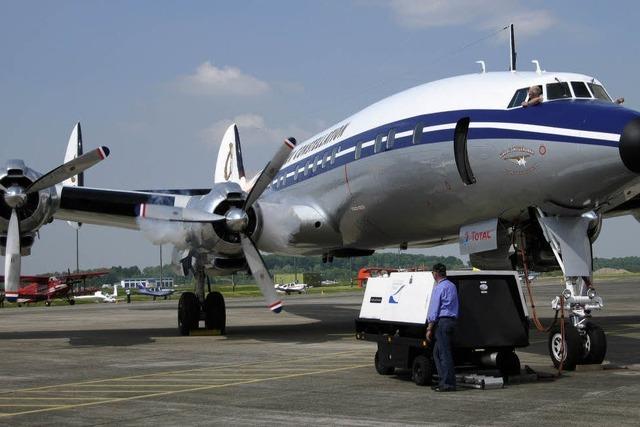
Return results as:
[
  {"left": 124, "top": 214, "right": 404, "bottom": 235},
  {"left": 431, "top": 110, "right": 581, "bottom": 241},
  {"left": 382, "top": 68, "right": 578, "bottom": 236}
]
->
[{"left": 426, "top": 263, "right": 459, "bottom": 392}]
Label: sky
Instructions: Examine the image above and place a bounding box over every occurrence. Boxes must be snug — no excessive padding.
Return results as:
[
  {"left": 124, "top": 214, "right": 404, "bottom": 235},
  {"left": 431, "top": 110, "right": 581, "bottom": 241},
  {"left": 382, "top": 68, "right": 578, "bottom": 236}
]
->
[{"left": 1, "top": 0, "right": 639, "bottom": 273}]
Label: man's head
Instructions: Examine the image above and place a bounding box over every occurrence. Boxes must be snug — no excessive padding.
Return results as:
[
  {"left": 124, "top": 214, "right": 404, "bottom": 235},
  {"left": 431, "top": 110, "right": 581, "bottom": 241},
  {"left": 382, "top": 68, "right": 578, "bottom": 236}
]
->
[
  {"left": 432, "top": 263, "right": 447, "bottom": 281},
  {"left": 528, "top": 85, "right": 542, "bottom": 98}
]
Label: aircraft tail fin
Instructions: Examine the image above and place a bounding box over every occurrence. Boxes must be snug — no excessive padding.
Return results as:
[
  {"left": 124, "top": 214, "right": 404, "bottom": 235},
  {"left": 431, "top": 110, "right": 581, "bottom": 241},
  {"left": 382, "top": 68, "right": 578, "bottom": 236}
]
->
[
  {"left": 214, "top": 124, "right": 247, "bottom": 189},
  {"left": 64, "top": 123, "right": 84, "bottom": 230}
]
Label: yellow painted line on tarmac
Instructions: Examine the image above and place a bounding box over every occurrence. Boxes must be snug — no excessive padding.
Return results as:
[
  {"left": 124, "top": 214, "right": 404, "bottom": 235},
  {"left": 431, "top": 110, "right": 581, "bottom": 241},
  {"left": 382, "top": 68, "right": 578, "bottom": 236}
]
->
[
  {"left": 67, "top": 384, "right": 214, "bottom": 388},
  {"left": 0, "top": 404, "right": 61, "bottom": 408},
  {"left": 0, "top": 397, "right": 105, "bottom": 401},
  {"left": 0, "top": 349, "right": 368, "bottom": 394},
  {"left": 21, "top": 390, "right": 154, "bottom": 394},
  {"left": 0, "top": 363, "right": 370, "bottom": 418}
]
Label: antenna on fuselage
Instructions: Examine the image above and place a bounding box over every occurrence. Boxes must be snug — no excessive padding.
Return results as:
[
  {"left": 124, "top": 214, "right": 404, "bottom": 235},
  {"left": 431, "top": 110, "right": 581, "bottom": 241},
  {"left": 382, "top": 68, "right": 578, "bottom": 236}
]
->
[
  {"left": 509, "top": 23, "right": 517, "bottom": 71},
  {"left": 532, "top": 60, "right": 542, "bottom": 74}
]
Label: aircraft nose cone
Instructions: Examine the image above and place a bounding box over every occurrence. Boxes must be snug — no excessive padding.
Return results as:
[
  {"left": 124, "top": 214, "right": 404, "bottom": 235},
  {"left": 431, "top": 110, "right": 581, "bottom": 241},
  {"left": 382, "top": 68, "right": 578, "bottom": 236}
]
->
[{"left": 619, "top": 117, "right": 640, "bottom": 173}]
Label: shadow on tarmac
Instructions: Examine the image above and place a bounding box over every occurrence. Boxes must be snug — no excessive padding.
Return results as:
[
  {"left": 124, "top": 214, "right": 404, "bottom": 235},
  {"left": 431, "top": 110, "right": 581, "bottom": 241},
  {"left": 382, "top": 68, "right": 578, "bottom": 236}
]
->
[
  {"left": 0, "top": 303, "right": 636, "bottom": 366},
  {"left": 0, "top": 328, "right": 175, "bottom": 346}
]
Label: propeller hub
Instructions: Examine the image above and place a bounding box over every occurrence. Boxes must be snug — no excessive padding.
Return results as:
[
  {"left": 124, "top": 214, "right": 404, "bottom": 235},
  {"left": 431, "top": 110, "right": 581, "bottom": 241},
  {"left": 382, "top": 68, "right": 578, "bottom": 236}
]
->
[
  {"left": 4, "top": 185, "right": 27, "bottom": 208},
  {"left": 225, "top": 207, "right": 248, "bottom": 232}
]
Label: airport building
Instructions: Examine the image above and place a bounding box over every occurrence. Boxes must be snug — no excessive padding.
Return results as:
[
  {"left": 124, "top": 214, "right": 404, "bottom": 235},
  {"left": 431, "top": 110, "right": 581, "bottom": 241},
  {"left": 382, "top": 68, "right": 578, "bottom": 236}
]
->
[{"left": 120, "top": 278, "right": 174, "bottom": 289}]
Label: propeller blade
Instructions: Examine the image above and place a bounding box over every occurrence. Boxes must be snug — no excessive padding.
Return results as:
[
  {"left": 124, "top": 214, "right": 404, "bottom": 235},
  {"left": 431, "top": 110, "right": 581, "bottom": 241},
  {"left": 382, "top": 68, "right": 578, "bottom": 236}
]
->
[
  {"left": 0, "top": 183, "right": 6, "bottom": 192},
  {"left": 240, "top": 234, "right": 282, "bottom": 313},
  {"left": 4, "top": 209, "right": 21, "bottom": 302},
  {"left": 26, "top": 146, "right": 110, "bottom": 194},
  {"left": 243, "top": 137, "right": 296, "bottom": 210},
  {"left": 138, "top": 203, "right": 226, "bottom": 223}
]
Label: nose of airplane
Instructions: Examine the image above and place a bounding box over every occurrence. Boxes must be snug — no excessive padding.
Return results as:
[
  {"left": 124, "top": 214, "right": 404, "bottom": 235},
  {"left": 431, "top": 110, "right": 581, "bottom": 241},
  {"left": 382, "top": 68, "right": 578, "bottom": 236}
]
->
[{"left": 619, "top": 117, "right": 640, "bottom": 173}]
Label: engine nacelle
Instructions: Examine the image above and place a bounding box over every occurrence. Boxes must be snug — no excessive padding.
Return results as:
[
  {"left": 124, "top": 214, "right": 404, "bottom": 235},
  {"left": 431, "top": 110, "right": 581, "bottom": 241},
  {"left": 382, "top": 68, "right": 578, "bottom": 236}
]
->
[
  {"left": 0, "top": 160, "right": 58, "bottom": 255},
  {"left": 165, "top": 182, "right": 259, "bottom": 274}
]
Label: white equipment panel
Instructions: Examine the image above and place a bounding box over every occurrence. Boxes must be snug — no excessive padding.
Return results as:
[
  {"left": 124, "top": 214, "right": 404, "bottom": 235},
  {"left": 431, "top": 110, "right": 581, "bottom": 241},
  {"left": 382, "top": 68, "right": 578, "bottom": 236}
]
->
[{"left": 359, "top": 272, "right": 436, "bottom": 324}]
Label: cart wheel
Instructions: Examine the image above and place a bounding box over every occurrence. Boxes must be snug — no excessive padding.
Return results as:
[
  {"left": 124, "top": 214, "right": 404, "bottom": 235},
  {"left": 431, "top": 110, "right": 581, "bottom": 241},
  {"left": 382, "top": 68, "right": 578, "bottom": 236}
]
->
[
  {"left": 548, "top": 322, "right": 581, "bottom": 371},
  {"left": 374, "top": 350, "right": 394, "bottom": 375},
  {"left": 412, "top": 355, "right": 433, "bottom": 386},
  {"left": 497, "top": 351, "right": 521, "bottom": 377}
]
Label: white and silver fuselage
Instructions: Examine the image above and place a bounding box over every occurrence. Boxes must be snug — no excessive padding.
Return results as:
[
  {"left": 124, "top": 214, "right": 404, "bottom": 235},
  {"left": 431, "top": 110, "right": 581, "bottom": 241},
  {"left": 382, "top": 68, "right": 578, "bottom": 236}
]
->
[{"left": 256, "top": 71, "right": 640, "bottom": 255}]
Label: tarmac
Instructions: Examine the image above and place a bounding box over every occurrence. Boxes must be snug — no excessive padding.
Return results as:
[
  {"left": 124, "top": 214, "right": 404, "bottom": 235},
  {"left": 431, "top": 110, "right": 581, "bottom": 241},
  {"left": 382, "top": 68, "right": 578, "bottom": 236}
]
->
[{"left": 0, "top": 278, "right": 638, "bottom": 426}]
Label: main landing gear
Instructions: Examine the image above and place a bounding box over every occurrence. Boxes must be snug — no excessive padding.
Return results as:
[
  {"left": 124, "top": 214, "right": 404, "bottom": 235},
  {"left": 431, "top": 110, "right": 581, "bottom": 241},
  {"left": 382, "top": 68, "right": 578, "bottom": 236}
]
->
[
  {"left": 535, "top": 210, "right": 607, "bottom": 371},
  {"left": 178, "top": 267, "right": 226, "bottom": 336}
]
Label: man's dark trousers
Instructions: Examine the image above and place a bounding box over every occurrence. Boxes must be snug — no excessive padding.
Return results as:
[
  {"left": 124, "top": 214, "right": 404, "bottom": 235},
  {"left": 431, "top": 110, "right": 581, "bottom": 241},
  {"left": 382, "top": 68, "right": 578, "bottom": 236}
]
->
[{"left": 434, "top": 317, "right": 456, "bottom": 389}]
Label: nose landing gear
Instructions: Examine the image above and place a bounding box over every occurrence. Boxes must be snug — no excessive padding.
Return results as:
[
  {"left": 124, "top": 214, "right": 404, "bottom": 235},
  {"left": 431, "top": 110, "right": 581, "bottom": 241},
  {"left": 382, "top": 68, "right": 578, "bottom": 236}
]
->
[{"left": 535, "top": 209, "right": 607, "bottom": 371}]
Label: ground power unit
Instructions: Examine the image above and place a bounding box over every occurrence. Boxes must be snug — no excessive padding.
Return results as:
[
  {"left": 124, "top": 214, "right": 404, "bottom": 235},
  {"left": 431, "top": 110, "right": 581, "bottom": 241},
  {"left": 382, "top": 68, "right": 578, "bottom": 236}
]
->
[{"left": 355, "top": 271, "right": 530, "bottom": 385}]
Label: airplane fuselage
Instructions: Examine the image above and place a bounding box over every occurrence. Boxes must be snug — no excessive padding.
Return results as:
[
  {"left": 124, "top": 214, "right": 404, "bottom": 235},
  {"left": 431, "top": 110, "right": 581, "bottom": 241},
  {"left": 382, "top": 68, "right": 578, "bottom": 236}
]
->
[{"left": 256, "top": 72, "right": 640, "bottom": 255}]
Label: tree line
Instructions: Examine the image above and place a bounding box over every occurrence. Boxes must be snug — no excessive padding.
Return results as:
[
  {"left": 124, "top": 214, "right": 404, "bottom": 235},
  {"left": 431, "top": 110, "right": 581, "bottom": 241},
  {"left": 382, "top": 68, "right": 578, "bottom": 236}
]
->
[
  {"left": 46, "top": 252, "right": 465, "bottom": 287},
  {"left": 43, "top": 254, "right": 640, "bottom": 288}
]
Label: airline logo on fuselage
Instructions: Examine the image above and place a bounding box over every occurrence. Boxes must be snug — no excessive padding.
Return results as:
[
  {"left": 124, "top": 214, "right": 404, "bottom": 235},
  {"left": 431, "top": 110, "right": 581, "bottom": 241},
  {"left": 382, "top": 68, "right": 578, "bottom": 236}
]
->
[{"left": 499, "top": 145, "right": 545, "bottom": 175}]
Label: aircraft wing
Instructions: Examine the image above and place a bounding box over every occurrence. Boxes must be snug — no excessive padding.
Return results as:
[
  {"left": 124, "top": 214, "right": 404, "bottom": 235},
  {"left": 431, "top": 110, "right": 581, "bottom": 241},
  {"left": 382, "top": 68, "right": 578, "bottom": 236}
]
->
[
  {"left": 135, "top": 189, "right": 210, "bottom": 196},
  {"left": 54, "top": 186, "right": 192, "bottom": 230},
  {"left": 602, "top": 194, "right": 640, "bottom": 219},
  {"left": 62, "top": 270, "right": 110, "bottom": 283},
  {"left": 0, "top": 275, "right": 50, "bottom": 284}
]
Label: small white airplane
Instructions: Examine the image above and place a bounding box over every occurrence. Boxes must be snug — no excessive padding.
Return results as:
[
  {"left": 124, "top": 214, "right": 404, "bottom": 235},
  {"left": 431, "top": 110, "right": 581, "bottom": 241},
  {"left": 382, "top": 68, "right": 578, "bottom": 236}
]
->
[
  {"left": 1, "top": 26, "right": 638, "bottom": 370},
  {"left": 274, "top": 282, "right": 309, "bottom": 294},
  {"left": 74, "top": 286, "right": 118, "bottom": 303}
]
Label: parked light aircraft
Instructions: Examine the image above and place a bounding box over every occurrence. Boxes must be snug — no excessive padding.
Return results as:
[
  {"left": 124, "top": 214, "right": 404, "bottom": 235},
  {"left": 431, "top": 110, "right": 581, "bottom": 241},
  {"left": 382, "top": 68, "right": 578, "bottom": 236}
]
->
[
  {"left": 0, "top": 270, "right": 108, "bottom": 305},
  {"left": 2, "top": 32, "right": 640, "bottom": 369},
  {"left": 74, "top": 285, "right": 118, "bottom": 303},
  {"left": 134, "top": 283, "right": 175, "bottom": 299},
  {"left": 275, "top": 282, "right": 308, "bottom": 295}
]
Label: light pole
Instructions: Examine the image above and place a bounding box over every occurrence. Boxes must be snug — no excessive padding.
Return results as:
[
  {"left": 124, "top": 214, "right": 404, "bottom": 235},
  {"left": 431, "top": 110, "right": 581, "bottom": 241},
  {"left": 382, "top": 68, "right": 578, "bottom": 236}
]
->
[{"left": 159, "top": 245, "right": 163, "bottom": 288}]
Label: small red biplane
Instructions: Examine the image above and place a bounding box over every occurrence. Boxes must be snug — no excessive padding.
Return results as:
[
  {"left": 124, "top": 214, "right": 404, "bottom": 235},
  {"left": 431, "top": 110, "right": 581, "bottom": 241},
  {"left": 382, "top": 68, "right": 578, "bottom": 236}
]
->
[{"left": 1, "top": 270, "right": 108, "bottom": 306}]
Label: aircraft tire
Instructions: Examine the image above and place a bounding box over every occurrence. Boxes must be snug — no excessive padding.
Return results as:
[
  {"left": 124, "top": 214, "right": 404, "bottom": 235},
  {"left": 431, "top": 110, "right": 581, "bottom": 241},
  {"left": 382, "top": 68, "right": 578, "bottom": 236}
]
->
[
  {"left": 69, "top": 299, "right": 75, "bottom": 306},
  {"left": 496, "top": 350, "right": 521, "bottom": 377},
  {"left": 548, "top": 322, "right": 581, "bottom": 371},
  {"left": 204, "top": 291, "right": 226, "bottom": 334},
  {"left": 45, "top": 301, "right": 51, "bottom": 307},
  {"left": 178, "top": 292, "right": 200, "bottom": 336},
  {"left": 581, "top": 322, "right": 607, "bottom": 365},
  {"left": 374, "top": 350, "right": 394, "bottom": 375},
  {"left": 411, "top": 355, "right": 433, "bottom": 386}
]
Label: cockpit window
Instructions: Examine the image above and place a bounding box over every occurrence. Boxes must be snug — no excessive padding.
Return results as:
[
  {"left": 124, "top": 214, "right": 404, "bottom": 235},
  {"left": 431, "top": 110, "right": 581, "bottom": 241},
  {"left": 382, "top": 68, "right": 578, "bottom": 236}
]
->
[
  {"left": 588, "top": 83, "right": 612, "bottom": 102},
  {"left": 508, "top": 87, "right": 529, "bottom": 108},
  {"left": 546, "top": 82, "right": 572, "bottom": 100},
  {"left": 571, "top": 81, "right": 591, "bottom": 98}
]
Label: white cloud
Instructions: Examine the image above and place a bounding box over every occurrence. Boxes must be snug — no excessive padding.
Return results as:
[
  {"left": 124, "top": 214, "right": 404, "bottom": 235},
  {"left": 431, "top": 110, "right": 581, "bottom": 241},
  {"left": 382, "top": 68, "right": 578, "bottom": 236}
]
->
[
  {"left": 388, "top": 0, "right": 555, "bottom": 37},
  {"left": 179, "top": 61, "right": 270, "bottom": 96}
]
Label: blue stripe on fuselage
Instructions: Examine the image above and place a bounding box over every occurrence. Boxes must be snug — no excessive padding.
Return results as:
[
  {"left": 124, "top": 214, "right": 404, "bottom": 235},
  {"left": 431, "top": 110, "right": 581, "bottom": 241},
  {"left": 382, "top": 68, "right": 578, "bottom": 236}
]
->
[{"left": 273, "top": 100, "right": 640, "bottom": 190}]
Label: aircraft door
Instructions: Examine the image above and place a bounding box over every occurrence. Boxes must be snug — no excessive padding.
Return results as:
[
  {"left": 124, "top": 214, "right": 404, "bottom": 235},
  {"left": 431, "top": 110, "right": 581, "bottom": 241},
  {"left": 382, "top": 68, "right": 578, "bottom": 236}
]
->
[{"left": 453, "top": 117, "right": 476, "bottom": 185}]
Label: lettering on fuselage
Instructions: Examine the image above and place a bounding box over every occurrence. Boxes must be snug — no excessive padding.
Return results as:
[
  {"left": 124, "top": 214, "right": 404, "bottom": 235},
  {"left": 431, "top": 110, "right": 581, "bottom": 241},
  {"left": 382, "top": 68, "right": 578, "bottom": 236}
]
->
[{"left": 290, "top": 123, "right": 349, "bottom": 161}]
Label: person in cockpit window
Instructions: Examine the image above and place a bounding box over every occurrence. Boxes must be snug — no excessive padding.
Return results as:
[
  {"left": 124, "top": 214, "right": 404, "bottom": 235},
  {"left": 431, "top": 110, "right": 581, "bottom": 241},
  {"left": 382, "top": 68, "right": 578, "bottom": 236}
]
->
[{"left": 522, "top": 85, "right": 542, "bottom": 107}]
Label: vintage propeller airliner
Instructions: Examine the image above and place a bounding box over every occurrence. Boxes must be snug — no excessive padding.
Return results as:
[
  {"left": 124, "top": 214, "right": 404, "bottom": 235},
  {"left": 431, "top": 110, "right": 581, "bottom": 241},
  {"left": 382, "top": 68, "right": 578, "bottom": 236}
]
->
[{"left": 2, "top": 31, "right": 640, "bottom": 370}]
